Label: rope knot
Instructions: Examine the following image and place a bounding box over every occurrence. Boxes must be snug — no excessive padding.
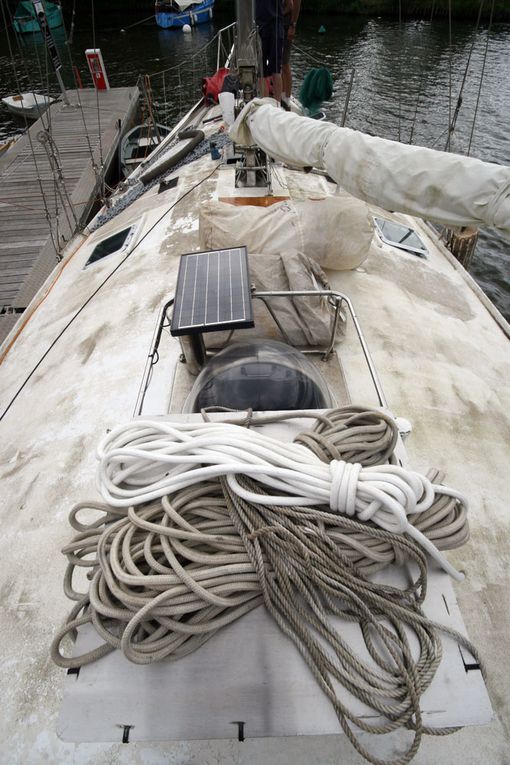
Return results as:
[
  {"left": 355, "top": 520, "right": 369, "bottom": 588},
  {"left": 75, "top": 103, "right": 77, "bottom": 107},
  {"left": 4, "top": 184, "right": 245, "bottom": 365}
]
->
[
  {"left": 329, "top": 460, "right": 410, "bottom": 536},
  {"left": 329, "top": 460, "right": 362, "bottom": 515}
]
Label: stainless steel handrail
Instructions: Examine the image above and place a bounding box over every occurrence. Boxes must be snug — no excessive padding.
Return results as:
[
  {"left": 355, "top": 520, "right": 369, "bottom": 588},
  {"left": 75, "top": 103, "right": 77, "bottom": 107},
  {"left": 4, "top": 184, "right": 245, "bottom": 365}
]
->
[
  {"left": 134, "top": 289, "right": 387, "bottom": 416},
  {"left": 216, "top": 22, "right": 236, "bottom": 70},
  {"left": 252, "top": 289, "right": 387, "bottom": 408},
  {"left": 133, "top": 299, "right": 174, "bottom": 417}
]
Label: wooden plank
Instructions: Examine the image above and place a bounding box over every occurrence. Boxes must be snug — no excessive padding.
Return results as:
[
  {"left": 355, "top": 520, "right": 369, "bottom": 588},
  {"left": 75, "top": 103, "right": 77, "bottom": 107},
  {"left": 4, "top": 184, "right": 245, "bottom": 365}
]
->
[{"left": 0, "top": 86, "right": 139, "bottom": 337}]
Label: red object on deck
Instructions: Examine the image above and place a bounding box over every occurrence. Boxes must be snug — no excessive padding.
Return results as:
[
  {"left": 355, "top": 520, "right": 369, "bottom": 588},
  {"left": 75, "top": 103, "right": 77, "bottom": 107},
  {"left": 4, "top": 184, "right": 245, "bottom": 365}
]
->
[{"left": 202, "top": 67, "right": 229, "bottom": 104}]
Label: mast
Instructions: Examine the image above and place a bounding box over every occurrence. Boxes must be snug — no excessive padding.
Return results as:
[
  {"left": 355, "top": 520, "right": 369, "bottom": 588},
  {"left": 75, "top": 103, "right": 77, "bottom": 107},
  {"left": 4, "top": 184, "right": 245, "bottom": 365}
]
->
[{"left": 235, "top": 0, "right": 257, "bottom": 95}]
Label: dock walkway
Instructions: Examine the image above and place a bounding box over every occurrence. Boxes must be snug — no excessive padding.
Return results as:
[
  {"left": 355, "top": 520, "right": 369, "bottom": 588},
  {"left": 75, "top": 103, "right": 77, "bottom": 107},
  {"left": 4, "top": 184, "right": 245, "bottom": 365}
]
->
[{"left": 0, "top": 86, "right": 138, "bottom": 343}]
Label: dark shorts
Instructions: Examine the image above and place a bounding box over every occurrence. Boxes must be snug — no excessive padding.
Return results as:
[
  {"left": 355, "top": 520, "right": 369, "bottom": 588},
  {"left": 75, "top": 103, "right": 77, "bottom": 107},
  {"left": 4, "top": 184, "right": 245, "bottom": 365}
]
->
[{"left": 258, "top": 20, "right": 284, "bottom": 77}]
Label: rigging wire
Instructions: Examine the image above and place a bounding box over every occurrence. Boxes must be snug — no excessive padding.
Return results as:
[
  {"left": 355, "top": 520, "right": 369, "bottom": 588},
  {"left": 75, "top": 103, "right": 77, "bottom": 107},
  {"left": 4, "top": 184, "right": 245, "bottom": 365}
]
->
[
  {"left": 59, "top": 0, "right": 104, "bottom": 202},
  {"left": 467, "top": 0, "right": 496, "bottom": 156},
  {"left": 444, "top": 0, "right": 486, "bottom": 152},
  {"left": 3, "top": 0, "right": 78, "bottom": 242},
  {"left": 0, "top": 162, "right": 221, "bottom": 423},
  {"left": 68, "top": 0, "right": 76, "bottom": 45},
  {"left": 117, "top": 13, "right": 154, "bottom": 32},
  {"left": 91, "top": 0, "right": 105, "bottom": 202},
  {"left": 15, "top": 0, "right": 80, "bottom": 239},
  {"left": 30, "top": 18, "right": 45, "bottom": 92},
  {"left": 446, "top": 0, "right": 453, "bottom": 151},
  {"left": 408, "top": 0, "right": 436, "bottom": 145},
  {"left": 152, "top": 27, "right": 230, "bottom": 78},
  {"left": 0, "top": 0, "right": 61, "bottom": 256},
  {"left": 397, "top": 0, "right": 402, "bottom": 142}
]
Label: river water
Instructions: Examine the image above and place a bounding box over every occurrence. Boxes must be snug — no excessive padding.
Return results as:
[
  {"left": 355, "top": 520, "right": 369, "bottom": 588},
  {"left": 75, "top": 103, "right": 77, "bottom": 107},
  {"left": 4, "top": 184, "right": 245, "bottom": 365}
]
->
[{"left": 0, "top": 9, "right": 509, "bottom": 319}]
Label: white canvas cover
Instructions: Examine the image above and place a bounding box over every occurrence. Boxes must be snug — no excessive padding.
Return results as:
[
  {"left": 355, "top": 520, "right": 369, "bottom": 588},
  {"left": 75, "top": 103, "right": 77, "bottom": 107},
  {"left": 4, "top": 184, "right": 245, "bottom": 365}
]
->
[
  {"left": 199, "top": 197, "right": 373, "bottom": 271},
  {"left": 174, "top": 0, "right": 204, "bottom": 9},
  {"left": 230, "top": 99, "right": 510, "bottom": 239},
  {"left": 199, "top": 250, "right": 344, "bottom": 348},
  {"left": 249, "top": 250, "right": 343, "bottom": 346}
]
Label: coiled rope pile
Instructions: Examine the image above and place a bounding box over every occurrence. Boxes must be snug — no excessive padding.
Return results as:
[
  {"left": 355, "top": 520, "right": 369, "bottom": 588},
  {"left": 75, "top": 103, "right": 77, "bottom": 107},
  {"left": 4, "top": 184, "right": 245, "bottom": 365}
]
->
[{"left": 52, "top": 406, "right": 482, "bottom": 765}]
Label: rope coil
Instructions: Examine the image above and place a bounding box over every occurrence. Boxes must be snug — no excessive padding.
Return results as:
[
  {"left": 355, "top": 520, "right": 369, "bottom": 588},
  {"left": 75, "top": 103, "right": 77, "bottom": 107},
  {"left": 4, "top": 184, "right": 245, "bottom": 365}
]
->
[
  {"left": 96, "top": 416, "right": 465, "bottom": 579},
  {"left": 52, "top": 407, "right": 481, "bottom": 765}
]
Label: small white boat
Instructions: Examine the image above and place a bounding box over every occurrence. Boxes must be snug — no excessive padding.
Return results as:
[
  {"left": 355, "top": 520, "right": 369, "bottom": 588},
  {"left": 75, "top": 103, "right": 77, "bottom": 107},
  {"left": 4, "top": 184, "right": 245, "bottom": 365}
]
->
[
  {"left": 1, "top": 92, "right": 55, "bottom": 120},
  {"left": 119, "top": 122, "right": 172, "bottom": 178}
]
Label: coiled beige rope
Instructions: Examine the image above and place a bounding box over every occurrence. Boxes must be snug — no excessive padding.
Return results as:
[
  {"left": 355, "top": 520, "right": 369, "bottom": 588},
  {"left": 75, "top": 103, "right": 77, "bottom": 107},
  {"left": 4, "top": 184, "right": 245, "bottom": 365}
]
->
[{"left": 51, "top": 407, "right": 481, "bottom": 765}]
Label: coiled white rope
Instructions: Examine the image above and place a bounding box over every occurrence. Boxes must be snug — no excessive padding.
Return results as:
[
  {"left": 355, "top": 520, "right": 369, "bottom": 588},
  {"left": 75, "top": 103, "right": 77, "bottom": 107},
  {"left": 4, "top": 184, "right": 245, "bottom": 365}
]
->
[{"left": 97, "top": 419, "right": 466, "bottom": 580}]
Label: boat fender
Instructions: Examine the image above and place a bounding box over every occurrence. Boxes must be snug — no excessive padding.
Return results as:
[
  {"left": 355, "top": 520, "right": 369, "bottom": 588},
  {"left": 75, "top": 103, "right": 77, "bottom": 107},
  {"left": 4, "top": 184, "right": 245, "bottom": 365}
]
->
[{"left": 139, "top": 129, "right": 205, "bottom": 185}]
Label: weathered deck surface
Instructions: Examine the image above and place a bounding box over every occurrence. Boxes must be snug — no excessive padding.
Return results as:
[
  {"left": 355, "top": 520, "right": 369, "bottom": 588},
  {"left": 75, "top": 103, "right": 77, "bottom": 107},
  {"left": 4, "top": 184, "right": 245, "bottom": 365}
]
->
[{"left": 0, "top": 86, "right": 138, "bottom": 342}]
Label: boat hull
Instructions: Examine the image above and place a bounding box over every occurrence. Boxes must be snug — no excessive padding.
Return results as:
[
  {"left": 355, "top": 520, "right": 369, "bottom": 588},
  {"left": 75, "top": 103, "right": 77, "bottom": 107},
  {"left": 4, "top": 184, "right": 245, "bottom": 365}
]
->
[
  {"left": 155, "top": 0, "right": 214, "bottom": 29},
  {"left": 1, "top": 93, "right": 55, "bottom": 120},
  {"left": 120, "top": 123, "right": 173, "bottom": 178},
  {"left": 13, "top": 2, "right": 63, "bottom": 33}
]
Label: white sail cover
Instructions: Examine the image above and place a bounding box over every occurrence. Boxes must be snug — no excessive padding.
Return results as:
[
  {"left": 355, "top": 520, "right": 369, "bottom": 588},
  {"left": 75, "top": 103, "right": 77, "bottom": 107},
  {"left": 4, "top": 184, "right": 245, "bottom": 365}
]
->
[
  {"left": 230, "top": 99, "right": 510, "bottom": 239},
  {"left": 199, "top": 196, "right": 373, "bottom": 271},
  {"left": 174, "top": 0, "right": 204, "bottom": 9}
]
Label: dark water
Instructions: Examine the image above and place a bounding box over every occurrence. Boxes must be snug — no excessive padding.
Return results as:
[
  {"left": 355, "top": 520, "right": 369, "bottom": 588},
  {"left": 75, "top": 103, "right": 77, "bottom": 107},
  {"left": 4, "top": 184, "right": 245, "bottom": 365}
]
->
[{"left": 0, "top": 9, "right": 509, "bottom": 319}]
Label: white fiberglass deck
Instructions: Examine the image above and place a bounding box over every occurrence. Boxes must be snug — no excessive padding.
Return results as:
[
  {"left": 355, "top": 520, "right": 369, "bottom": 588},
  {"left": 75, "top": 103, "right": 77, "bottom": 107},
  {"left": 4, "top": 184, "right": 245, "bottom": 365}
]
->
[{"left": 0, "top": 125, "right": 509, "bottom": 764}]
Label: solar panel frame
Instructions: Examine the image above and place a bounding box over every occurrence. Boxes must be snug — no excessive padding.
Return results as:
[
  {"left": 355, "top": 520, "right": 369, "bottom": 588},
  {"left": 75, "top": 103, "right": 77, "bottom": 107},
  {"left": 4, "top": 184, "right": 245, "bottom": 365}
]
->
[{"left": 171, "top": 246, "right": 254, "bottom": 336}]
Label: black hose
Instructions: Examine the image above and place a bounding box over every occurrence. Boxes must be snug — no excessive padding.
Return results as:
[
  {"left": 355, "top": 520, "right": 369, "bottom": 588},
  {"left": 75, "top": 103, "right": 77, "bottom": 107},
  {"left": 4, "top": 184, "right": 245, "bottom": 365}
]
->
[{"left": 139, "top": 129, "right": 205, "bottom": 185}]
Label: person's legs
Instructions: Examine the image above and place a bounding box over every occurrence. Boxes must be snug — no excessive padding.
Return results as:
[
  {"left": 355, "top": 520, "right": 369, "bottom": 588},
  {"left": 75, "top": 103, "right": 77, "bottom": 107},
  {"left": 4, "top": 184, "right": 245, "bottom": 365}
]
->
[
  {"left": 272, "top": 72, "right": 282, "bottom": 102},
  {"left": 259, "top": 18, "right": 284, "bottom": 102},
  {"left": 282, "top": 64, "right": 291, "bottom": 99},
  {"left": 282, "top": 28, "right": 292, "bottom": 99},
  {"left": 258, "top": 76, "right": 269, "bottom": 97}
]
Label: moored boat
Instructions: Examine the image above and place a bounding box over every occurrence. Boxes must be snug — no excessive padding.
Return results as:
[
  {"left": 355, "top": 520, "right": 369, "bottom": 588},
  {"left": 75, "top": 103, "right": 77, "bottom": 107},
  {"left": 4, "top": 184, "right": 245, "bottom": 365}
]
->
[
  {"left": 13, "top": 0, "right": 63, "bottom": 33},
  {"left": 155, "top": 0, "right": 214, "bottom": 29},
  {"left": 1, "top": 92, "right": 56, "bottom": 119},
  {"left": 119, "top": 122, "right": 172, "bottom": 178}
]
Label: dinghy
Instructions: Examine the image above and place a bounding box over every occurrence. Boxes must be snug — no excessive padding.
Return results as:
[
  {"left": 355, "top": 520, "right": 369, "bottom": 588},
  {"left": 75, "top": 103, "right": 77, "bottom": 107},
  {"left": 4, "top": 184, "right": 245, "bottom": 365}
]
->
[
  {"left": 119, "top": 122, "right": 172, "bottom": 178},
  {"left": 1, "top": 92, "right": 55, "bottom": 120}
]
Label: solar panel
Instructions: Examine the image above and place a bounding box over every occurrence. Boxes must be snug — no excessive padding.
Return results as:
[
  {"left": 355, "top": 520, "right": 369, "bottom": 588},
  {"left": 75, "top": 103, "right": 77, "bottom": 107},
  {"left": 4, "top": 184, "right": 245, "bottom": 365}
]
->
[{"left": 171, "top": 247, "right": 254, "bottom": 336}]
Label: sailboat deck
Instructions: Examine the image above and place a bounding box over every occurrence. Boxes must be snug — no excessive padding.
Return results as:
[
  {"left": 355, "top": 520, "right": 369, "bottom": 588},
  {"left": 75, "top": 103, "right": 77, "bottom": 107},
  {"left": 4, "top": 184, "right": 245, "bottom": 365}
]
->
[
  {"left": 0, "top": 129, "right": 509, "bottom": 763},
  {"left": 0, "top": 87, "right": 138, "bottom": 342}
]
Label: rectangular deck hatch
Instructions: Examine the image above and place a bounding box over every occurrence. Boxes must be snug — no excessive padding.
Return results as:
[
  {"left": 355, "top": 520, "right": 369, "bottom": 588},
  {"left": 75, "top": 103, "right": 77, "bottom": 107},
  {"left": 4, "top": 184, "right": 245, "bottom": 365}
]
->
[
  {"left": 374, "top": 217, "right": 428, "bottom": 257},
  {"left": 171, "top": 246, "right": 254, "bottom": 336},
  {"left": 84, "top": 225, "right": 136, "bottom": 268}
]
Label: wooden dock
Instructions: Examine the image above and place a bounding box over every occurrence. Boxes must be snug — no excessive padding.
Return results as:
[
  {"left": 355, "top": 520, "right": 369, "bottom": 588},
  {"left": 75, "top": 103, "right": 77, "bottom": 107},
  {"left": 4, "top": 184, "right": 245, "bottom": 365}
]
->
[{"left": 0, "top": 86, "right": 139, "bottom": 343}]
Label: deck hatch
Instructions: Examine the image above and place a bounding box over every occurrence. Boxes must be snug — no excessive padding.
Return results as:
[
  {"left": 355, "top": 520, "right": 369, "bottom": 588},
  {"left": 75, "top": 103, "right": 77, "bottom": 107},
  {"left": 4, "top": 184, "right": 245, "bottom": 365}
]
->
[
  {"left": 171, "top": 246, "right": 254, "bottom": 336},
  {"left": 85, "top": 225, "right": 136, "bottom": 268},
  {"left": 374, "top": 217, "right": 428, "bottom": 257}
]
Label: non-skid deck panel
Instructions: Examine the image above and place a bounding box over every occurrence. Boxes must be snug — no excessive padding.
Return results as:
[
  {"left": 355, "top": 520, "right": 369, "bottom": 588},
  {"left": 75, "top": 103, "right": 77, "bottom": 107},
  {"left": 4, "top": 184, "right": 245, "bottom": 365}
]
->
[
  {"left": 58, "top": 548, "right": 492, "bottom": 745},
  {"left": 57, "top": 416, "right": 492, "bottom": 745},
  {"left": 0, "top": 87, "right": 138, "bottom": 342}
]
